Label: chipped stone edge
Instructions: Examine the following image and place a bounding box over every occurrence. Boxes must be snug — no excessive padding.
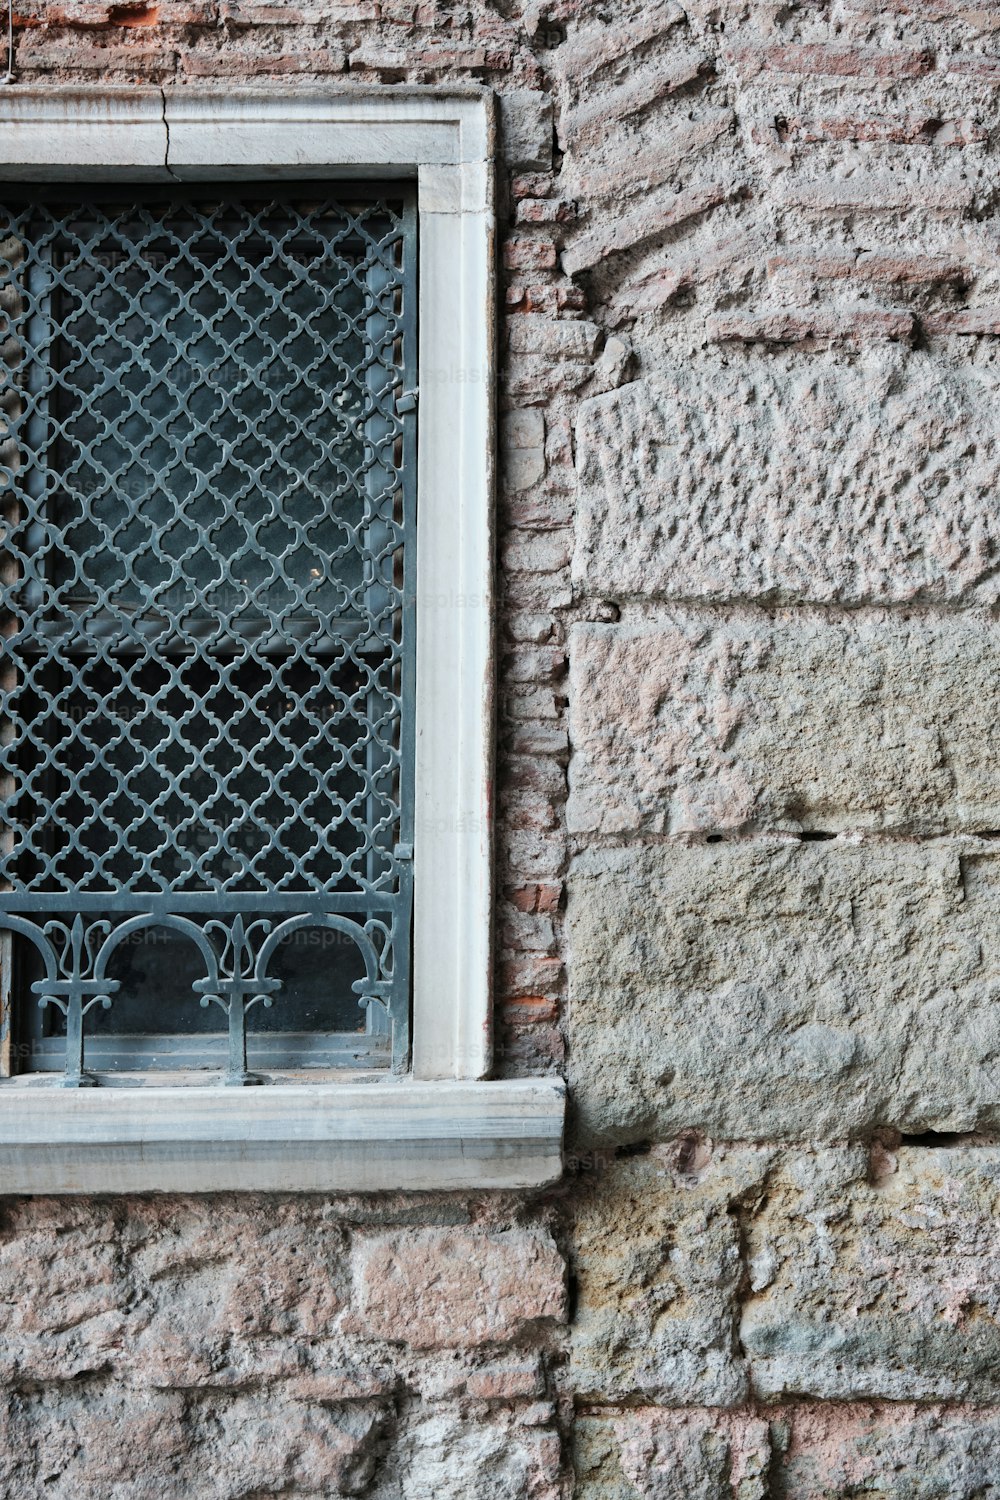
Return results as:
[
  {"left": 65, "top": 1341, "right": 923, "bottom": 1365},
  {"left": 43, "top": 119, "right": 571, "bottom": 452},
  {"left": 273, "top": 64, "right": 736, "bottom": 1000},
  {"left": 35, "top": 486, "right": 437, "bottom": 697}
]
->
[{"left": 0, "top": 1078, "right": 565, "bottom": 1194}]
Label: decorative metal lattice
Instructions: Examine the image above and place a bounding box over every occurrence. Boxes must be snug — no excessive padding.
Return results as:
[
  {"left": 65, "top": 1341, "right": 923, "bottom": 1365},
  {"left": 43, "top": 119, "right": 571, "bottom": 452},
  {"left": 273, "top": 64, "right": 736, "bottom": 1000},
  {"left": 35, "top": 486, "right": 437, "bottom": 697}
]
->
[{"left": 0, "top": 184, "right": 417, "bottom": 1084}]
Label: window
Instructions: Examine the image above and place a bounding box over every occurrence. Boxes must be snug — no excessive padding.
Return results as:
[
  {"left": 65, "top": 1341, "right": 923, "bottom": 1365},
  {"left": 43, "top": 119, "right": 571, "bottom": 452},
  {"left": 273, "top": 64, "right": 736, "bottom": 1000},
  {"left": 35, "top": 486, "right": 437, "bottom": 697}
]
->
[
  {"left": 0, "top": 88, "right": 564, "bottom": 1192},
  {"left": 1, "top": 183, "right": 417, "bottom": 1084}
]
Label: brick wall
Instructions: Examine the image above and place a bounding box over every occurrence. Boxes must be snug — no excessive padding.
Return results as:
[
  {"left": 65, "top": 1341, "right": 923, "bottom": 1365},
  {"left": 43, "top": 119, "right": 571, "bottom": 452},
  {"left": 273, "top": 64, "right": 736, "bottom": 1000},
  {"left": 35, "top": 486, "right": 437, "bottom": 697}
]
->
[{"left": 5, "top": 0, "right": 1000, "bottom": 1494}]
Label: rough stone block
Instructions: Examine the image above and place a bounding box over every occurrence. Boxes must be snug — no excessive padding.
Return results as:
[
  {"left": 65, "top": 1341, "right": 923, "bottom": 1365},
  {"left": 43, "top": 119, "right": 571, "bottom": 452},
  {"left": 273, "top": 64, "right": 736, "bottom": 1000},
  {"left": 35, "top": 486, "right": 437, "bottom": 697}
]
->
[
  {"left": 506, "top": 315, "right": 600, "bottom": 360},
  {"left": 0, "top": 1385, "right": 390, "bottom": 1498},
  {"left": 573, "top": 358, "right": 1000, "bottom": 605},
  {"left": 743, "top": 1145, "right": 1000, "bottom": 1402},
  {"left": 498, "top": 90, "right": 554, "bottom": 171},
  {"left": 570, "top": 1148, "right": 773, "bottom": 1405},
  {"left": 575, "top": 1404, "right": 1000, "bottom": 1499},
  {"left": 385, "top": 1410, "right": 563, "bottom": 1499},
  {"left": 0, "top": 1201, "right": 125, "bottom": 1384},
  {"left": 502, "top": 407, "right": 546, "bottom": 493},
  {"left": 776, "top": 1403, "right": 1000, "bottom": 1497},
  {"left": 617, "top": 1409, "right": 771, "bottom": 1500},
  {"left": 567, "top": 842, "right": 1000, "bottom": 1146},
  {"left": 0, "top": 1196, "right": 355, "bottom": 1387},
  {"left": 349, "top": 1228, "right": 566, "bottom": 1347},
  {"left": 568, "top": 614, "right": 1000, "bottom": 836}
]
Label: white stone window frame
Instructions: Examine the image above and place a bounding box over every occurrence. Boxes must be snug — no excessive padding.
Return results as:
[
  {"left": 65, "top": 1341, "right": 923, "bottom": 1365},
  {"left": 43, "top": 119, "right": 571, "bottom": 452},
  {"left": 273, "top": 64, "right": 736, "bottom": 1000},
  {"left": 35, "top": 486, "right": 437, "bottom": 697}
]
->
[{"left": 0, "top": 86, "right": 564, "bottom": 1193}]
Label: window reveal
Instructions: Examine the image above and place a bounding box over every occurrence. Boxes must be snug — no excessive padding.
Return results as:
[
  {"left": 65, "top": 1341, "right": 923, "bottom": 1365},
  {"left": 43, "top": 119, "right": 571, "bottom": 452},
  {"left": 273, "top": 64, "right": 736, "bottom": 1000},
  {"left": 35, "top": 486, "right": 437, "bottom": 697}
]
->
[{"left": 0, "top": 185, "right": 418, "bottom": 1084}]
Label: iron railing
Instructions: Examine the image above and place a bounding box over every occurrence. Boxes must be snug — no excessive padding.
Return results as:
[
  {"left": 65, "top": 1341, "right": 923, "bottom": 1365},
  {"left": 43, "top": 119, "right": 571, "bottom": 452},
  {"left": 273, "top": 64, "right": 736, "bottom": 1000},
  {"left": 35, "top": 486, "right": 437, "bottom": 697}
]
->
[{"left": 0, "top": 184, "right": 417, "bottom": 1084}]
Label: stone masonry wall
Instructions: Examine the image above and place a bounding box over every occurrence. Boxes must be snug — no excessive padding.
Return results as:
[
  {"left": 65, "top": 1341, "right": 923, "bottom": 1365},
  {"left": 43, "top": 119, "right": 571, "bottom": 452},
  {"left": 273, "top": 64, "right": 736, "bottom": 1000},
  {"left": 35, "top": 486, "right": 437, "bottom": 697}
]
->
[{"left": 4, "top": 1, "right": 1000, "bottom": 1495}]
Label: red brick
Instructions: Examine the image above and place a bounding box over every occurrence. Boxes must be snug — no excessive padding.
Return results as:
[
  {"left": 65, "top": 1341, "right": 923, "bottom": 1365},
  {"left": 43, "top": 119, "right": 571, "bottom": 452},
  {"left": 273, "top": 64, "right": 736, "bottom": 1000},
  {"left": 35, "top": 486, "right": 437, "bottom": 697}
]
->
[
  {"left": 536, "top": 883, "right": 562, "bottom": 914},
  {"left": 554, "top": 3, "right": 684, "bottom": 82},
  {"left": 494, "top": 1022, "right": 565, "bottom": 1071},
  {"left": 754, "top": 114, "right": 987, "bottom": 147},
  {"left": 767, "top": 251, "right": 969, "bottom": 286},
  {"left": 503, "top": 238, "right": 558, "bottom": 272},
  {"left": 511, "top": 173, "right": 553, "bottom": 200},
  {"left": 499, "top": 999, "right": 559, "bottom": 1028},
  {"left": 506, "top": 885, "right": 541, "bottom": 913},
  {"left": 44, "top": 0, "right": 194, "bottom": 22},
  {"left": 182, "top": 47, "right": 345, "bottom": 72},
  {"left": 564, "top": 51, "right": 713, "bottom": 148},
  {"left": 505, "top": 284, "right": 586, "bottom": 315},
  {"left": 778, "top": 179, "right": 974, "bottom": 214},
  {"left": 556, "top": 285, "right": 587, "bottom": 311},
  {"left": 504, "top": 882, "right": 563, "bottom": 914},
  {"left": 107, "top": 2, "right": 162, "bottom": 23},
  {"left": 923, "top": 309, "right": 1000, "bottom": 335},
  {"left": 498, "top": 953, "right": 564, "bottom": 996},
  {"left": 514, "top": 198, "right": 577, "bottom": 225},
  {"left": 727, "top": 43, "right": 934, "bottom": 81},
  {"left": 562, "top": 183, "right": 737, "bottom": 276},
  {"left": 613, "top": 230, "right": 765, "bottom": 319},
  {"left": 947, "top": 52, "right": 1000, "bottom": 78},
  {"left": 707, "top": 307, "right": 918, "bottom": 347}
]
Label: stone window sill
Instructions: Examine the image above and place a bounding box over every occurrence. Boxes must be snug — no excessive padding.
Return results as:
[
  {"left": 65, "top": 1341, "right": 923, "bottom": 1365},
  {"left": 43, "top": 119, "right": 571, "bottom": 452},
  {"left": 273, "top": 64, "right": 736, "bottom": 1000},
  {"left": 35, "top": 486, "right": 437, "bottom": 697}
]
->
[{"left": 0, "top": 1077, "right": 565, "bottom": 1194}]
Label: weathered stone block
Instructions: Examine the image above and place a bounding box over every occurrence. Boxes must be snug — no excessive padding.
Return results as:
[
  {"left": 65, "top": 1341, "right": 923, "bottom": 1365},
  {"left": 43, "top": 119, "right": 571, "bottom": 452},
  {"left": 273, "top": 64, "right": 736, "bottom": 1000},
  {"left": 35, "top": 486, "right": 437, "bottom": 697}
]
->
[
  {"left": 0, "top": 1200, "right": 126, "bottom": 1384},
  {"left": 502, "top": 407, "right": 546, "bottom": 493},
  {"left": 573, "top": 358, "right": 1000, "bottom": 605},
  {"left": 1, "top": 1387, "right": 190, "bottom": 1498},
  {"left": 349, "top": 1228, "right": 566, "bottom": 1348},
  {"left": 499, "top": 89, "right": 554, "bottom": 171},
  {"left": 575, "top": 1403, "right": 1000, "bottom": 1499},
  {"left": 569, "top": 614, "right": 1000, "bottom": 836},
  {"left": 385, "top": 1410, "right": 563, "bottom": 1499},
  {"left": 743, "top": 1145, "right": 1000, "bottom": 1402},
  {"left": 2, "top": 1386, "right": 390, "bottom": 1498},
  {"left": 614, "top": 1409, "right": 770, "bottom": 1500},
  {"left": 567, "top": 842, "right": 1000, "bottom": 1145},
  {"left": 0, "top": 1196, "right": 357, "bottom": 1388},
  {"left": 570, "top": 1148, "right": 773, "bottom": 1404},
  {"left": 776, "top": 1403, "right": 1000, "bottom": 1497}
]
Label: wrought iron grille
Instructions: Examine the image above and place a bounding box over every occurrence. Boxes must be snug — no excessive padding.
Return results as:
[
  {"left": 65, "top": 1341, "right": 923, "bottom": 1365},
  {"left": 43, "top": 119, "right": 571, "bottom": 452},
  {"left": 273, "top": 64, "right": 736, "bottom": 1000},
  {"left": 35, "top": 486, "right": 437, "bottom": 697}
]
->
[{"left": 0, "top": 183, "right": 417, "bottom": 1085}]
